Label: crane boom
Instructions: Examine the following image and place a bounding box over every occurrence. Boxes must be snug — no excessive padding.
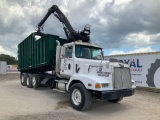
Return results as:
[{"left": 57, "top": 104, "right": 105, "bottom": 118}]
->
[{"left": 35, "top": 5, "right": 90, "bottom": 42}]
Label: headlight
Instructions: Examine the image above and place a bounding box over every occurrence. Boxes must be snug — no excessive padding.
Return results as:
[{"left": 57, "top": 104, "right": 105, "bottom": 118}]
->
[{"left": 101, "top": 83, "right": 109, "bottom": 88}]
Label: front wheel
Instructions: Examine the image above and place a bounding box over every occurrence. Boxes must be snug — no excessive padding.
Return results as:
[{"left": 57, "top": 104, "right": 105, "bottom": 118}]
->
[
  {"left": 70, "top": 83, "right": 92, "bottom": 111},
  {"left": 108, "top": 97, "right": 123, "bottom": 103}
]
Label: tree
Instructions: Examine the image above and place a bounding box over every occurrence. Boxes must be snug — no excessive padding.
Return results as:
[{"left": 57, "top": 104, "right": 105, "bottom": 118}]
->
[{"left": 0, "top": 54, "right": 17, "bottom": 65}]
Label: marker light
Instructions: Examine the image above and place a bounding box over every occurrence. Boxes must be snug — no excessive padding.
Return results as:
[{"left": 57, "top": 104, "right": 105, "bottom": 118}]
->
[
  {"left": 88, "top": 83, "right": 92, "bottom": 86},
  {"left": 95, "top": 83, "right": 101, "bottom": 88}
]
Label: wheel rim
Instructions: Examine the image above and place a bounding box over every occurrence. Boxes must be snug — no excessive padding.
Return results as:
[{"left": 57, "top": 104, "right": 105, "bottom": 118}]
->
[
  {"left": 32, "top": 77, "right": 36, "bottom": 87},
  {"left": 72, "top": 89, "right": 82, "bottom": 105},
  {"left": 21, "top": 76, "right": 24, "bottom": 83},
  {"left": 27, "top": 77, "right": 29, "bottom": 86}
]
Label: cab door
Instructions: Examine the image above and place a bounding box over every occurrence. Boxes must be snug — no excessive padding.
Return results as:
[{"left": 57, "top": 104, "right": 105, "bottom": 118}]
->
[{"left": 60, "top": 45, "right": 74, "bottom": 76}]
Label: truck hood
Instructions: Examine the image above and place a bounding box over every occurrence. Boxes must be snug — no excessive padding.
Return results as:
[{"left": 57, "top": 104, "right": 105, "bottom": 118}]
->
[{"left": 76, "top": 58, "right": 130, "bottom": 74}]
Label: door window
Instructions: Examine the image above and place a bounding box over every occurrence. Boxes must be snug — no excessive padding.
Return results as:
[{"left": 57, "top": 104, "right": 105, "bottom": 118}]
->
[{"left": 65, "top": 46, "right": 73, "bottom": 58}]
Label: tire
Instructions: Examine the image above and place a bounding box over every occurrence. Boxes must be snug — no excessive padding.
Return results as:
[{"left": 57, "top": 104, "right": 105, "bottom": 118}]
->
[
  {"left": 70, "top": 83, "right": 92, "bottom": 111},
  {"left": 20, "top": 73, "right": 27, "bottom": 86},
  {"left": 26, "top": 74, "right": 33, "bottom": 88},
  {"left": 146, "top": 59, "right": 160, "bottom": 87},
  {"left": 32, "top": 74, "right": 40, "bottom": 89},
  {"left": 108, "top": 97, "right": 123, "bottom": 103}
]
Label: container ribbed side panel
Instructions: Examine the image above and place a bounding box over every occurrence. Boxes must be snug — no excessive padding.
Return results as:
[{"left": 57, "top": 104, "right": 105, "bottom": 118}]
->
[{"left": 18, "top": 34, "right": 67, "bottom": 72}]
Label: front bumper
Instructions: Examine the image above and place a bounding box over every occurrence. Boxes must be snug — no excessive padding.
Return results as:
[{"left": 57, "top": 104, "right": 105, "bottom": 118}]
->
[{"left": 101, "top": 88, "right": 135, "bottom": 100}]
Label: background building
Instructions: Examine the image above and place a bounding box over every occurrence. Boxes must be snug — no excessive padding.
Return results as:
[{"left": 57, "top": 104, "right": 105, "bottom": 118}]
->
[
  {"left": 0, "top": 61, "right": 7, "bottom": 74},
  {"left": 105, "top": 52, "right": 160, "bottom": 89}
]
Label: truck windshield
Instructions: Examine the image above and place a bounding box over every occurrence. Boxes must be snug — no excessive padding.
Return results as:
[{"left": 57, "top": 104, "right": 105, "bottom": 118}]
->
[{"left": 75, "top": 45, "right": 103, "bottom": 60}]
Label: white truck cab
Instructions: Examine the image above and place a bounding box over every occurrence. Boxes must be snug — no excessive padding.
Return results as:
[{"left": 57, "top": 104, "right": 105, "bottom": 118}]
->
[{"left": 54, "top": 40, "right": 136, "bottom": 110}]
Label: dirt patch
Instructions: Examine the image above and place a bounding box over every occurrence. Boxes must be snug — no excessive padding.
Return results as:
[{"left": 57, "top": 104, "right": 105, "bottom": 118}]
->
[
  {"left": 55, "top": 100, "right": 71, "bottom": 110},
  {"left": 136, "top": 86, "right": 160, "bottom": 93},
  {"left": 5, "top": 112, "right": 86, "bottom": 120}
]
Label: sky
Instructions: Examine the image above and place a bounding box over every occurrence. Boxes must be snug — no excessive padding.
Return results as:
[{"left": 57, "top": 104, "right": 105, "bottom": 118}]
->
[{"left": 0, "top": 0, "right": 160, "bottom": 57}]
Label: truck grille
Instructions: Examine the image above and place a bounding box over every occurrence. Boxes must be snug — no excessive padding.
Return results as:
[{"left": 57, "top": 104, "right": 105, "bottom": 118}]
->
[{"left": 114, "top": 67, "right": 132, "bottom": 89}]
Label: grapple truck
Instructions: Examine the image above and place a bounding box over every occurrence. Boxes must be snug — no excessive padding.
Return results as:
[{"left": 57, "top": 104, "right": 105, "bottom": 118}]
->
[{"left": 18, "top": 5, "right": 136, "bottom": 111}]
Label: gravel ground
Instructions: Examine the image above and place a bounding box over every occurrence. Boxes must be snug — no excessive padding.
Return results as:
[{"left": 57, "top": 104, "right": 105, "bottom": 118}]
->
[{"left": 0, "top": 73, "right": 160, "bottom": 120}]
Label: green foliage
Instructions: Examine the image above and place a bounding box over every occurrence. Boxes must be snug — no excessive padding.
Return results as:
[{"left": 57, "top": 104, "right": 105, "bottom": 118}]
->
[{"left": 0, "top": 54, "right": 17, "bottom": 65}]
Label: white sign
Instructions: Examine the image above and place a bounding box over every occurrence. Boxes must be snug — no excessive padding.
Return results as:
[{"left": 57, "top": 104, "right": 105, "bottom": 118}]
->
[{"left": 106, "top": 53, "right": 160, "bottom": 88}]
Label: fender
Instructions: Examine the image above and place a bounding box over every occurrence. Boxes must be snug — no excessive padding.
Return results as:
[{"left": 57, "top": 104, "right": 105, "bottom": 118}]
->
[{"left": 66, "top": 74, "right": 111, "bottom": 91}]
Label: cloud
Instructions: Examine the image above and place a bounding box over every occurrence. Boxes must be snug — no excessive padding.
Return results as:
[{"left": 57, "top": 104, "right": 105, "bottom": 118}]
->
[
  {"left": 89, "top": 0, "right": 160, "bottom": 48},
  {"left": 0, "top": 0, "right": 160, "bottom": 57},
  {"left": 108, "top": 46, "right": 155, "bottom": 55},
  {"left": 0, "top": 45, "right": 13, "bottom": 56},
  {"left": 108, "top": 51, "right": 126, "bottom": 55},
  {"left": 124, "top": 33, "right": 160, "bottom": 47}
]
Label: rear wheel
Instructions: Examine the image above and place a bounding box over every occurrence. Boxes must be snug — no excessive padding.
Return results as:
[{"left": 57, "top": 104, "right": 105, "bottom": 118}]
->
[
  {"left": 70, "top": 83, "right": 92, "bottom": 111},
  {"left": 26, "top": 74, "right": 33, "bottom": 88},
  {"left": 108, "top": 97, "right": 123, "bottom": 103},
  {"left": 32, "top": 74, "right": 39, "bottom": 89},
  {"left": 20, "top": 73, "right": 27, "bottom": 86}
]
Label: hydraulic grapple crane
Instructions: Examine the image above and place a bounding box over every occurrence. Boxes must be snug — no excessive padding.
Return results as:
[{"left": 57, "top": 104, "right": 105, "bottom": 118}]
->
[{"left": 34, "top": 5, "right": 91, "bottom": 43}]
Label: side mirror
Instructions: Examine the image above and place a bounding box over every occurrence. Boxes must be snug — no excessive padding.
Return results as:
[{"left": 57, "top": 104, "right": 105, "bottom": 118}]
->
[
  {"left": 101, "top": 51, "right": 104, "bottom": 60},
  {"left": 102, "top": 51, "right": 104, "bottom": 56}
]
